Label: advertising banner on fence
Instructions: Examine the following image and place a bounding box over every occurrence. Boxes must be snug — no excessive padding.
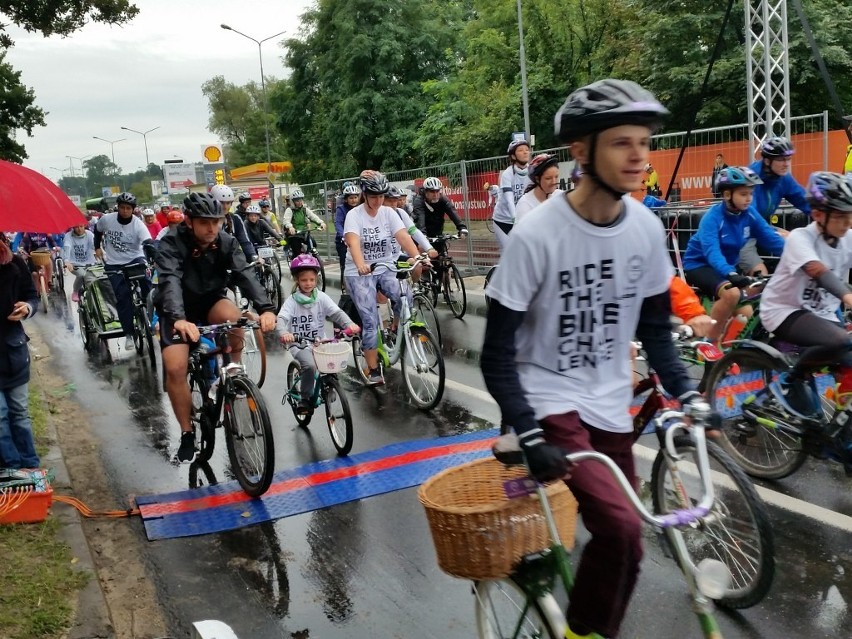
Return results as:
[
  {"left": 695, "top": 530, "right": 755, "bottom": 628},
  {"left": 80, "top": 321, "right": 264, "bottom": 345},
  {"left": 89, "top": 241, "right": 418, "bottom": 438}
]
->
[{"left": 163, "top": 162, "right": 197, "bottom": 193}]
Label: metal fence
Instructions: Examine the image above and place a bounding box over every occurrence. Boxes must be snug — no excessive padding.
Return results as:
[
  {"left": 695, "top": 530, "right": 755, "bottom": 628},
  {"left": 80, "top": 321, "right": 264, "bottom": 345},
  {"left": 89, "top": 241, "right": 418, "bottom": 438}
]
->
[{"left": 282, "top": 112, "right": 829, "bottom": 276}]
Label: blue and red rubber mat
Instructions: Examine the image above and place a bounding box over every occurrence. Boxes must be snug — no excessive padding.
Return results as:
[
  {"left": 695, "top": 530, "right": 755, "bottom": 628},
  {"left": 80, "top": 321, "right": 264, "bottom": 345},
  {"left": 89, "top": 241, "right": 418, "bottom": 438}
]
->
[{"left": 136, "top": 429, "right": 497, "bottom": 540}]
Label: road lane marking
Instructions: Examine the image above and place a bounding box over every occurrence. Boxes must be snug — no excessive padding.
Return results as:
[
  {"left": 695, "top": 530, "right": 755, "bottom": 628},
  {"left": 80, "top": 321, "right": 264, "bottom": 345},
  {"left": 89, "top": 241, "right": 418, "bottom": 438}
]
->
[{"left": 445, "top": 376, "right": 852, "bottom": 532}]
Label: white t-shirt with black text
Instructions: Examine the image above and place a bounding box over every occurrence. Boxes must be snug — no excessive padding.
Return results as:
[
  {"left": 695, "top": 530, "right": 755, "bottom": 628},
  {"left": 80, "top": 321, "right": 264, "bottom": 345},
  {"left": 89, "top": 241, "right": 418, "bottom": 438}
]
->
[
  {"left": 492, "top": 165, "right": 530, "bottom": 224},
  {"left": 487, "top": 194, "right": 673, "bottom": 433},
  {"left": 276, "top": 290, "right": 352, "bottom": 342},
  {"left": 95, "top": 212, "right": 148, "bottom": 265},
  {"left": 343, "top": 204, "right": 406, "bottom": 276},
  {"left": 760, "top": 222, "right": 852, "bottom": 331},
  {"left": 515, "top": 189, "right": 564, "bottom": 225}
]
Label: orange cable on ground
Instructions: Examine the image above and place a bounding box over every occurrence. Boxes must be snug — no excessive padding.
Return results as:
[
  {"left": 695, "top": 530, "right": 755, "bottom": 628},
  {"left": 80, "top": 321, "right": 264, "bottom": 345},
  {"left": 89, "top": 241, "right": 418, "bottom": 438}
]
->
[{"left": 53, "top": 494, "right": 140, "bottom": 518}]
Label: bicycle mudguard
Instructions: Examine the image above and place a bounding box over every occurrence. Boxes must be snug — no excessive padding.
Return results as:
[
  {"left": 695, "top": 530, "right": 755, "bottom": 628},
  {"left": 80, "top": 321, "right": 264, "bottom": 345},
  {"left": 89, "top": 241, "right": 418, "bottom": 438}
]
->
[{"left": 725, "top": 339, "right": 790, "bottom": 369}]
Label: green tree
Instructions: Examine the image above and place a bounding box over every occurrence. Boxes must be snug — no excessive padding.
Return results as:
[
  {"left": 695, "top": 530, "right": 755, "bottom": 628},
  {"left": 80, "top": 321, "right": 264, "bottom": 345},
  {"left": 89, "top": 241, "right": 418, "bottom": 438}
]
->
[
  {"left": 0, "top": 52, "right": 46, "bottom": 162},
  {"left": 627, "top": 0, "right": 852, "bottom": 132},
  {"left": 201, "top": 75, "right": 286, "bottom": 169},
  {"left": 82, "top": 155, "right": 120, "bottom": 196},
  {"left": 270, "top": 0, "right": 463, "bottom": 182},
  {"left": 413, "top": 0, "right": 640, "bottom": 163}
]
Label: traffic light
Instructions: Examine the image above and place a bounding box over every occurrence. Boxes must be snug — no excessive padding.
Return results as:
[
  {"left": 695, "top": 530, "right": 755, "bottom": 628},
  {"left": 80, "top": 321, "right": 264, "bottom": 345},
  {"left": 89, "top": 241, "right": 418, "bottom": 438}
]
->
[{"left": 214, "top": 169, "right": 225, "bottom": 185}]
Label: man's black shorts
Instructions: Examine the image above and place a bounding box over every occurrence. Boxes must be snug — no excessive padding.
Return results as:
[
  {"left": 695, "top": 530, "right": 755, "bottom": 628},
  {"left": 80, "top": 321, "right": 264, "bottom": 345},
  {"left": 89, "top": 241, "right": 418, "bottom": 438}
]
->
[{"left": 158, "top": 292, "right": 229, "bottom": 348}]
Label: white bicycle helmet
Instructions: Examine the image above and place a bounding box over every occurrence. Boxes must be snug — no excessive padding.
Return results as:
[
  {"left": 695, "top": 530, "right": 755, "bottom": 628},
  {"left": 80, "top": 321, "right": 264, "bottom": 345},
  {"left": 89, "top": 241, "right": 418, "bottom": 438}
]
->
[
  {"left": 291, "top": 188, "right": 305, "bottom": 200},
  {"left": 423, "top": 177, "right": 443, "bottom": 191},
  {"left": 342, "top": 183, "right": 361, "bottom": 196},
  {"left": 245, "top": 204, "right": 262, "bottom": 214},
  {"left": 210, "top": 184, "right": 235, "bottom": 203}
]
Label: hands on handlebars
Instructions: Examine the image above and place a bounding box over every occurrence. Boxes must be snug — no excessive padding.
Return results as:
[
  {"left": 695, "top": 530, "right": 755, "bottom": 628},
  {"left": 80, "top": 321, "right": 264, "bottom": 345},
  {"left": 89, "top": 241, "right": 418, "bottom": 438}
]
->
[{"left": 280, "top": 325, "right": 360, "bottom": 345}]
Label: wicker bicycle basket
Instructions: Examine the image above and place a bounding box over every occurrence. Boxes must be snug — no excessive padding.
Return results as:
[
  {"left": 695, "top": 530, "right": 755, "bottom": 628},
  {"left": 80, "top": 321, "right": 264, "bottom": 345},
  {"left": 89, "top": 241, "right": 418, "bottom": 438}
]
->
[
  {"left": 311, "top": 341, "right": 350, "bottom": 373},
  {"left": 29, "top": 250, "right": 52, "bottom": 268},
  {"left": 418, "top": 457, "right": 578, "bottom": 580}
]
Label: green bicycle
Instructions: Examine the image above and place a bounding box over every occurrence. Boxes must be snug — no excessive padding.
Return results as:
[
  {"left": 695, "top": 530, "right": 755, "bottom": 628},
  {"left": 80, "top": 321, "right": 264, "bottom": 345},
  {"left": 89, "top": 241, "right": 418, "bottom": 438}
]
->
[{"left": 352, "top": 256, "right": 445, "bottom": 410}]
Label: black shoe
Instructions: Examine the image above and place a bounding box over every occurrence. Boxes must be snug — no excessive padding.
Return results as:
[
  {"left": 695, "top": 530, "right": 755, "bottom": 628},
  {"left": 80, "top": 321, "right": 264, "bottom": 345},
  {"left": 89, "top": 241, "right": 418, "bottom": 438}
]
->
[
  {"left": 296, "top": 400, "right": 312, "bottom": 417},
  {"left": 367, "top": 367, "right": 385, "bottom": 386},
  {"left": 177, "top": 432, "right": 196, "bottom": 462}
]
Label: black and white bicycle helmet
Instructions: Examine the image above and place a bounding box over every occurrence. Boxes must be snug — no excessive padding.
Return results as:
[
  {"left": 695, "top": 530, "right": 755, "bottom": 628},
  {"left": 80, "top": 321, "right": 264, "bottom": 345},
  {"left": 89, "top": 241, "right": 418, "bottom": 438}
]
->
[
  {"left": 238, "top": 193, "right": 252, "bottom": 203},
  {"left": 423, "top": 177, "right": 443, "bottom": 191},
  {"left": 342, "top": 183, "right": 361, "bottom": 197},
  {"left": 116, "top": 192, "right": 137, "bottom": 207},
  {"left": 806, "top": 172, "right": 852, "bottom": 212},
  {"left": 529, "top": 153, "right": 560, "bottom": 182},
  {"left": 183, "top": 192, "right": 224, "bottom": 218},
  {"left": 360, "top": 172, "right": 390, "bottom": 195},
  {"left": 291, "top": 188, "right": 305, "bottom": 200},
  {"left": 387, "top": 185, "right": 403, "bottom": 198},
  {"left": 554, "top": 79, "right": 668, "bottom": 143},
  {"left": 760, "top": 136, "right": 795, "bottom": 159}
]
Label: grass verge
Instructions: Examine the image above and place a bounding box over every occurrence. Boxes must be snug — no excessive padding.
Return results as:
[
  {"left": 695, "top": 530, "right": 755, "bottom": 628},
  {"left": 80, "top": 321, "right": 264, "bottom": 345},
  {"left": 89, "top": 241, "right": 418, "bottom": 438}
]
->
[{"left": 0, "top": 385, "right": 90, "bottom": 639}]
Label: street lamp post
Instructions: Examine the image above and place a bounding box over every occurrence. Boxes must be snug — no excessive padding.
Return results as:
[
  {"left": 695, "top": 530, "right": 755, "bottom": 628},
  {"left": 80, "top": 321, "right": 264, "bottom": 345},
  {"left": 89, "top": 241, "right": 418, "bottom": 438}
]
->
[
  {"left": 221, "top": 24, "right": 286, "bottom": 211},
  {"left": 516, "top": 0, "right": 531, "bottom": 141},
  {"left": 120, "top": 126, "right": 160, "bottom": 169},
  {"left": 65, "top": 155, "right": 91, "bottom": 178},
  {"left": 92, "top": 136, "right": 125, "bottom": 165}
]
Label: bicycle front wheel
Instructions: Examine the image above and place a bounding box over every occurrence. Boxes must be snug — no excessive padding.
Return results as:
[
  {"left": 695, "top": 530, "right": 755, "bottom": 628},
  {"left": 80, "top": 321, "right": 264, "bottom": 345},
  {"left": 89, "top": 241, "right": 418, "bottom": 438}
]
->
[
  {"left": 224, "top": 374, "right": 275, "bottom": 497},
  {"left": 705, "top": 348, "right": 808, "bottom": 479},
  {"left": 53, "top": 261, "right": 66, "bottom": 294},
  {"left": 39, "top": 273, "right": 48, "bottom": 313},
  {"left": 260, "top": 268, "right": 283, "bottom": 313},
  {"left": 135, "top": 306, "right": 156, "bottom": 366},
  {"left": 651, "top": 435, "right": 775, "bottom": 609},
  {"left": 317, "top": 258, "right": 326, "bottom": 292},
  {"left": 286, "top": 361, "right": 312, "bottom": 428},
  {"left": 413, "top": 292, "right": 442, "bottom": 347},
  {"left": 445, "top": 263, "right": 467, "bottom": 318},
  {"left": 241, "top": 326, "right": 267, "bottom": 388},
  {"left": 401, "top": 327, "right": 445, "bottom": 410},
  {"left": 189, "top": 372, "right": 215, "bottom": 463},
  {"left": 351, "top": 336, "right": 371, "bottom": 384},
  {"left": 323, "top": 376, "right": 353, "bottom": 456},
  {"left": 474, "top": 578, "right": 562, "bottom": 639}
]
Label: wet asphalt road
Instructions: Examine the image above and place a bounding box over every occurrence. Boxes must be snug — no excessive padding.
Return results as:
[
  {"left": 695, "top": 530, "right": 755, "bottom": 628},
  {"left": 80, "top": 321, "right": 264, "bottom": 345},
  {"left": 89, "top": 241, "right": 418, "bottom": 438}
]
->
[{"left": 36, "top": 286, "right": 851, "bottom": 639}]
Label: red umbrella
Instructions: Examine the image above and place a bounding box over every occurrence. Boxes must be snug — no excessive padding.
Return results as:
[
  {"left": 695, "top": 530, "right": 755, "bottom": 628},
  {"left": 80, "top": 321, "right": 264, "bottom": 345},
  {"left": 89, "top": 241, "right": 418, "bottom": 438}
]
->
[{"left": 0, "top": 159, "right": 87, "bottom": 233}]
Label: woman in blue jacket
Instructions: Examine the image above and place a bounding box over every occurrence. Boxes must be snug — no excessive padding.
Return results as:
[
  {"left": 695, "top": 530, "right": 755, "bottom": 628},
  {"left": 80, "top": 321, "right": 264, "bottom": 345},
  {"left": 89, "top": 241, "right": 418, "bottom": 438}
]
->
[
  {"left": 683, "top": 166, "right": 785, "bottom": 345},
  {"left": 739, "top": 136, "right": 811, "bottom": 272}
]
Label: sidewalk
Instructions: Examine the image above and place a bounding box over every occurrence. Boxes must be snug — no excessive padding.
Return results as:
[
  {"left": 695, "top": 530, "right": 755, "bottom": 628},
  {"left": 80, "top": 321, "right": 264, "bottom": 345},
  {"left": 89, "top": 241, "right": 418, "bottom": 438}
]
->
[{"left": 321, "top": 263, "right": 491, "bottom": 318}]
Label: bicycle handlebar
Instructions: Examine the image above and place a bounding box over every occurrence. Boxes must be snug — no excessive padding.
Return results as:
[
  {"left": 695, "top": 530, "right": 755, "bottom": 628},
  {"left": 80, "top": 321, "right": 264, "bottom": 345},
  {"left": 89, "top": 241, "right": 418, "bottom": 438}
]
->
[
  {"left": 427, "top": 233, "right": 466, "bottom": 243},
  {"left": 196, "top": 317, "right": 259, "bottom": 335},
  {"left": 369, "top": 254, "right": 432, "bottom": 273},
  {"left": 495, "top": 410, "right": 716, "bottom": 530}
]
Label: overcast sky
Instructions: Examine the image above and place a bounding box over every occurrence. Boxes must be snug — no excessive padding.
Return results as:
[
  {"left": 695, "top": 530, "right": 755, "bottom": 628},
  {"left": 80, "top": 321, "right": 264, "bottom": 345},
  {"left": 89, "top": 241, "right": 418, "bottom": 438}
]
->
[{"left": 5, "top": 0, "right": 314, "bottom": 180}]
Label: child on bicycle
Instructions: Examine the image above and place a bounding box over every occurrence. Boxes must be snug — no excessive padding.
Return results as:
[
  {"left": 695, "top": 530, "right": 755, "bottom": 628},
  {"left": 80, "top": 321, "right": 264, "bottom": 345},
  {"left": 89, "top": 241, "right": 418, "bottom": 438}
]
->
[
  {"left": 760, "top": 173, "right": 852, "bottom": 434},
  {"left": 682, "top": 166, "right": 785, "bottom": 346},
  {"left": 278, "top": 254, "right": 359, "bottom": 416},
  {"left": 482, "top": 79, "right": 706, "bottom": 639},
  {"left": 62, "top": 224, "right": 96, "bottom": 303}
]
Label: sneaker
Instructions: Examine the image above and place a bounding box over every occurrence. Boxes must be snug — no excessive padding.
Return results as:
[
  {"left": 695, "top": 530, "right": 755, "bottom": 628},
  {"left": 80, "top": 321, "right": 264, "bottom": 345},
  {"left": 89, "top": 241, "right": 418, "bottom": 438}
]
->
[
  {"left": 177, "top": 432, "right": 196, "bottom": 462},
  {"left": 124, "top": 336, "right": 134, "bottom": 350},
  {"left": 367, "top": 367, "right": 384, "bottom": 386},
  {"left": 71, "top": 291, "right": 80, "bottom": 303}
]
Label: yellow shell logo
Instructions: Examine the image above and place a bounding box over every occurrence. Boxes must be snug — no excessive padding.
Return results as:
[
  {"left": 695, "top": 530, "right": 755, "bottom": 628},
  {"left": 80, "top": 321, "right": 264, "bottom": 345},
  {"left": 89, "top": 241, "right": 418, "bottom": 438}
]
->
[{"left": 203, "top": 146, "right": 222, "bottom": 163}]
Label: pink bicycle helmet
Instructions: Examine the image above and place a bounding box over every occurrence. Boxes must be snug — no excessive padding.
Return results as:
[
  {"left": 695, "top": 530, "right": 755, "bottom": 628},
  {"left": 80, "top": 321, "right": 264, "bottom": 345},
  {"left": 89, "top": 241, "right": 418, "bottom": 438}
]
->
[{"left": 290, "top": 254, "right": 321, "bottom": 275}]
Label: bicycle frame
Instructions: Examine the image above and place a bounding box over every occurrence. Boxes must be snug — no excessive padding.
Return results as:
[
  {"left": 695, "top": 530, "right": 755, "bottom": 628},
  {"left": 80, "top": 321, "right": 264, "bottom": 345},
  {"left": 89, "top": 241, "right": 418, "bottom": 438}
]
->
[{"left": 372, "top": 267, "right": 428, "bottom": 369}]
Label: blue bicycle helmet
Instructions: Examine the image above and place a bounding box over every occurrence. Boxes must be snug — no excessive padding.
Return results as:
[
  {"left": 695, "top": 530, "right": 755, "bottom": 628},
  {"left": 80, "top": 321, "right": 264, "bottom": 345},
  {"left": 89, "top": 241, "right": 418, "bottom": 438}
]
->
[{"left": 715, "top": 166, "right": 763, "bottom": 192}]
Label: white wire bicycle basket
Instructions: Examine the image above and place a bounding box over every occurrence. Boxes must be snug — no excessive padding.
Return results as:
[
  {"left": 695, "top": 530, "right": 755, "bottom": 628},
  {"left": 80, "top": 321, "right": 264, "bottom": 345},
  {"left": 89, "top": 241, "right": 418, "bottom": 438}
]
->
[{"left": 311, "top": 341, "right": 350, "bottom": 373}]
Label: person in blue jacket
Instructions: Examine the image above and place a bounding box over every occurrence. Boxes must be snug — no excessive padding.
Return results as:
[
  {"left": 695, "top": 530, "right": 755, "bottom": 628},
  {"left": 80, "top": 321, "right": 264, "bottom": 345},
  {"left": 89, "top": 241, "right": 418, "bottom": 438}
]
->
[
  {"left": 333, "top": 182, "right": 361, "bottom": 292},
  {"left": 739, "top": 136, "right": 811, "bottom": 273},
  {"left": 683, "top": 166, "right": 785, "bottom": 345}
]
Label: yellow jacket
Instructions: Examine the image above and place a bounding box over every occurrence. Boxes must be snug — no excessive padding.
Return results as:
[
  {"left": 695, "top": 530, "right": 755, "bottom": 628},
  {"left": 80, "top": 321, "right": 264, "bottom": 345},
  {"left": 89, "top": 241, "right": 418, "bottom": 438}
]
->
[
  {"left": 845, "top": 145, "right": 852, "bottom": 174},
  {"left": 644, "top": 169, "right": 659, "bottom": 190}
]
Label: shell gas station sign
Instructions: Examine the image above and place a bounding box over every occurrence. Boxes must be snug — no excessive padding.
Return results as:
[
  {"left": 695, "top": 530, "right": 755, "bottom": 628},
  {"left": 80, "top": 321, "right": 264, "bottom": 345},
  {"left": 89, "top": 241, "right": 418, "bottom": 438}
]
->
[{"left": 201, "top": 144, "right": 224, "bottom": 164}]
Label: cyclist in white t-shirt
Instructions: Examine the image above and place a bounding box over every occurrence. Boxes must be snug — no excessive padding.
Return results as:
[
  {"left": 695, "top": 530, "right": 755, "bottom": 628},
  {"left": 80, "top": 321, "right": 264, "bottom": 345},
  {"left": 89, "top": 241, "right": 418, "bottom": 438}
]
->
[
  {"left": 481, "top": 79, "right": 705, "bottom": 639},
  {"left": 491, "top": 139, "right": 531, "bottom": 250},
  {"left": 344, "top": 171, "right": 423, "bottom": 385},
  {"left": 760, "top": 172, "right": 852, "bottom": 415},
  {"left": 515, "top": 153, "right": 563, "bottom": 224}
]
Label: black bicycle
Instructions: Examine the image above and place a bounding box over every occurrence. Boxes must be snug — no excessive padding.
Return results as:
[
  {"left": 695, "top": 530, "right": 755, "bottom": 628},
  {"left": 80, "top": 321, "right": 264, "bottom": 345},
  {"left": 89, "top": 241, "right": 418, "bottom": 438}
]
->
[
  {"left": 187, "top": 318, "right": 275, "bottom": 497},
  {"left": 418, "top": 233, "right": 467, "bottom": 318},
  {"left": 51, "top": 251, "right": 66, "bottom": 296},
  {"left": 121, "top": 262, "right": 157, "bottom": 366},
  {"left": 253, "top": 258, "right": 283, "bottom": 314}
]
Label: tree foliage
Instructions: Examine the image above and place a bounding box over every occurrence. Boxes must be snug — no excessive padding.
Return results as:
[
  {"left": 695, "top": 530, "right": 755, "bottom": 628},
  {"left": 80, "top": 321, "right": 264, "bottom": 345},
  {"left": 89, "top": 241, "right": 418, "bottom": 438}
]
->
[
  {"left": 201, "top": 75, "right": 287, "bottom": 168},
  {"left": 0, "top": 52, "right": 46, "bottom": 163},
  {"left": 269, "top": 0, "right": 463, "bottom": 182}
]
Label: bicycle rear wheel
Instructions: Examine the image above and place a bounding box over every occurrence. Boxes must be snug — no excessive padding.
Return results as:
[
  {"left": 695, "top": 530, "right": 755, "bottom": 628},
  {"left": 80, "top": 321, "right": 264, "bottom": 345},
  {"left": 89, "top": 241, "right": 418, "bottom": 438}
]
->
[
  {"left": 260, "top": 267, "right": 283, "bottom": 313},
  {"left": 651, "top": 435, "right": 775, "bottom": 609},
  {"left": 323, "top": 376, "right": 353, "bottom": 456},
  {"left": 474, "top": 578, "right": 562, "bottom": 639},
  {"left": 401, "top": 326, "right": 445, "bottom": 410},
  {"left": 445, "top": 263, "right": 467, "bottom": 318},
  {"left": 316, "top": 257, "right": 326, "bottom": 292},
  {"left": 135, "top": 306, "right": 156, "bottom": 366},
  {"left": 286, "top": 361, "right": 312, "bottom": 428},
  {"left": 53, "top": 260, "right": 66, "bottom": 294},
  {"left": 241, "top": 326, "right": 267, "bottom": 388},
  {"left": 705, "top": 348, "right": 808, "bottom": 478},
  {"left": 224, "top": 374, "right": 275, "bottom": 497},
  {"left": 413, "top": 292, "right": 442, "bottom": 347},
  {"left": 78, "top": 304, "right": 95, "bottom": 352}
]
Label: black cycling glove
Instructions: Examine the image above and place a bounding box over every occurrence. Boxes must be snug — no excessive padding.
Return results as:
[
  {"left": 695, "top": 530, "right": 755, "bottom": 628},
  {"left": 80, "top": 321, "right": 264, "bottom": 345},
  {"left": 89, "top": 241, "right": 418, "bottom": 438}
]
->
[
  {"left": 727, "top": 272, "right": 751, "bottom": 289},
  {"left": 518, "top": 428, "right": 569, "bottom": 482}
]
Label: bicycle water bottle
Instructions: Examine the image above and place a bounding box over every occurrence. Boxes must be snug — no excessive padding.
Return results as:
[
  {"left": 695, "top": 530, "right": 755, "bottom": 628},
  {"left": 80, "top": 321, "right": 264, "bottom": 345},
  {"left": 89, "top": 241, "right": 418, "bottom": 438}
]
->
[
  {"left": 199, "top": 336, "right": 218, "bottom": 383},
  {"left": 721, "top": 314, "right": 747, "bottom": 346}
]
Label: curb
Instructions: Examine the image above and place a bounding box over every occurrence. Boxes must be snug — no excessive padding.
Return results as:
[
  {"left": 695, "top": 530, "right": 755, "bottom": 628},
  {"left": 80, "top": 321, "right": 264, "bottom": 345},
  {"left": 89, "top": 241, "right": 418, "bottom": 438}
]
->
[{"left": 29, "top": 327, "right": 116, "bottom": 639}]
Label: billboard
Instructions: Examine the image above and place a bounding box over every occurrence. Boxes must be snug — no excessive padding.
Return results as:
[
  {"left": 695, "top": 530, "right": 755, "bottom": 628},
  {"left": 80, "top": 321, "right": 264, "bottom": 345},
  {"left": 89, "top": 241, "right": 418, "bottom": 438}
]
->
[{"left": 163, "top": 162, "right": 197, "bottom": 193}]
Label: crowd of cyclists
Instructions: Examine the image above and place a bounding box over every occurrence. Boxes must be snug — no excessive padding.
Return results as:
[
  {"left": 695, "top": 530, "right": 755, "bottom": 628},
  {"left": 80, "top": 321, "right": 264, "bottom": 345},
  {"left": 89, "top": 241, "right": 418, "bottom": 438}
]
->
[{"left": 8, "top": 74, "right": 852, "bottom": 639}]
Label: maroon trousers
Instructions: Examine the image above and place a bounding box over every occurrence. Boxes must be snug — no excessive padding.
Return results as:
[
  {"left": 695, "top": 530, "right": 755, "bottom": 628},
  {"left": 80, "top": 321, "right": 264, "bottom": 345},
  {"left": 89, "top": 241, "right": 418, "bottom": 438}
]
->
[{"left": 541, "top": 411, "right": 643, "bottom": 638}]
